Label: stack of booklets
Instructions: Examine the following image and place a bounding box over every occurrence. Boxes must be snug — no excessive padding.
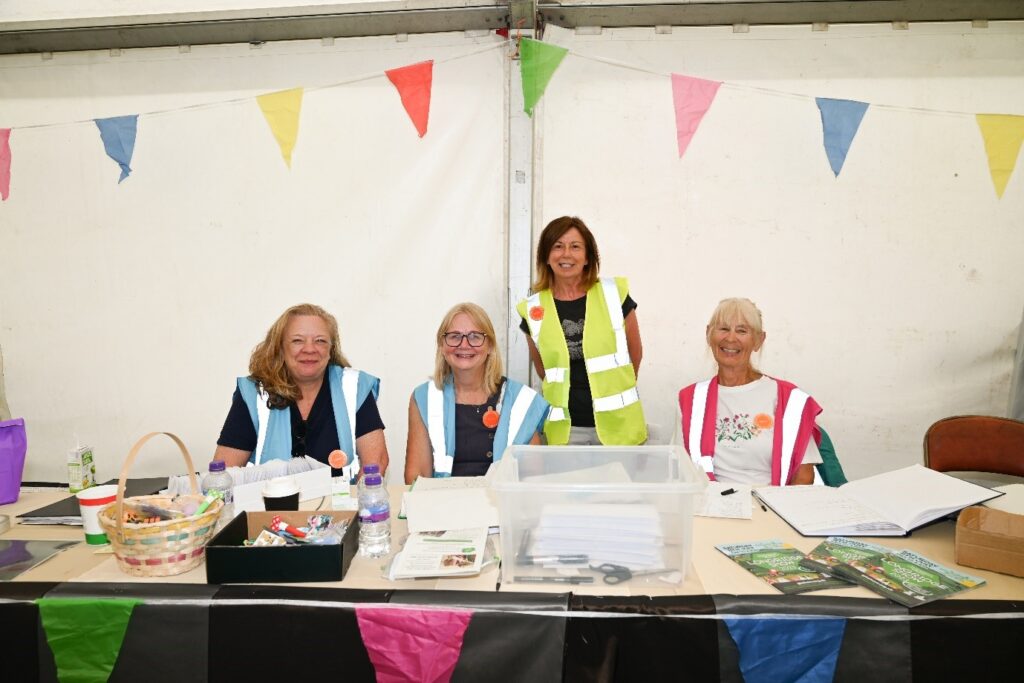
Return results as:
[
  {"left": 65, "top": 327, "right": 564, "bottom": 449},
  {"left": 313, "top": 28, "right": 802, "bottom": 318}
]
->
[
  {"left": 530, "top": 502, "right": 664, "bottom": 569},
  {"left": 801, "top": 536, "right": 986, "bottom": 607},
  {"left": 387, "top": 528, "right": 488, "bottom": 580},
  {"left": 717, "top": 537, "right": 986, "bottom": 606}
]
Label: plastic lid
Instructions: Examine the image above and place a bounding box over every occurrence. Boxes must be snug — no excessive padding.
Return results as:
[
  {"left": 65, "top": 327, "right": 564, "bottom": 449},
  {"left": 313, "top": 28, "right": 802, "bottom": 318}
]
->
[
  {"left": 363, "top": 464, "right": 381, "bottom": 474},
  {"left": 209, "top": 460, "right": 226, "bottom": 472},
  {"left": 364, "top": 474, "right": 383, "bottom": 486}
]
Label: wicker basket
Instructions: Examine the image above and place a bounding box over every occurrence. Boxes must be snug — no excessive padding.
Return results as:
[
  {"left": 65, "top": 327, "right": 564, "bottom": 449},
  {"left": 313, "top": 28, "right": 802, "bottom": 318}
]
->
[{"left": 97, "top": 432, "right": 223, "bottom": 577}]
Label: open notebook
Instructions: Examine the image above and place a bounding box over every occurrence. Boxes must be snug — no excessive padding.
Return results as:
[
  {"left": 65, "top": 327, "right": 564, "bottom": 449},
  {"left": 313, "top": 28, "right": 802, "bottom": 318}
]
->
[{"left": 755, "top": 465, "right": 1002, "bottom": 536}]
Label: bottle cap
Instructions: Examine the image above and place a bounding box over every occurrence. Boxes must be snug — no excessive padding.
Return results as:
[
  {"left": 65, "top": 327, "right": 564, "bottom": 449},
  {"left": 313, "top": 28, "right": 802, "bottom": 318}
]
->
[
  {"left": 363, "top": 464, "right": 380, "bottom": 474},
  {"left": 209, "top": 460, "right": 226, "bottom": 472},
  {"left": 364, "top": 474, "right": 383, "bottom": 486}
]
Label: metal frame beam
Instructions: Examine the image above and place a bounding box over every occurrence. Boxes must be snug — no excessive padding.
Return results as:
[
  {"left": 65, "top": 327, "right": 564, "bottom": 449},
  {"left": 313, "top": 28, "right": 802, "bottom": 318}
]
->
[{"left": 539, "top": 1, "right": 1024, "bottom": 30}]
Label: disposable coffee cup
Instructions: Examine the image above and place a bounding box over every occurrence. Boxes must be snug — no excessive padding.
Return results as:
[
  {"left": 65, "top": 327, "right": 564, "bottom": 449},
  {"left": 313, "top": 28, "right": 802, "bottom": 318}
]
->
[
  {"left": 76, "top": 484, "right": 118, "bottom": 545},
  {"left": 263, "top": 476, "right": 300, "bottom": 511}
]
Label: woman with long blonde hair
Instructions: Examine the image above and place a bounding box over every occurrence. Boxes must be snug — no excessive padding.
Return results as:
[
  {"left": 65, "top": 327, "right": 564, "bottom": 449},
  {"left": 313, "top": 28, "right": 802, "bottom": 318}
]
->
[{"left": 405, "top": 303, "right": 549, "bottom": 482}]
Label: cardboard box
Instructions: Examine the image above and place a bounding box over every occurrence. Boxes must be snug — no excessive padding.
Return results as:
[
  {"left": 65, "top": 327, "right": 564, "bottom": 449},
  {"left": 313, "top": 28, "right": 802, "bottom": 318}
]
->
[
  {"left": 955, "top": 506, "right": 1024, "bottom": 578},
  {"left": 205, "top": 510, "right": 359, "bottom": 584}
]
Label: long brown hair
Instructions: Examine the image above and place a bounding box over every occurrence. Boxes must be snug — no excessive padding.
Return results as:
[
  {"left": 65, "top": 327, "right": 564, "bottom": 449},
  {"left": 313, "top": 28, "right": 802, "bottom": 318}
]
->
[
  {"left": 249, "top": 303, "right": 350, "bottom": 407},
  {"left": 532, "top": 216, "right": 601, "bottom": 292}
]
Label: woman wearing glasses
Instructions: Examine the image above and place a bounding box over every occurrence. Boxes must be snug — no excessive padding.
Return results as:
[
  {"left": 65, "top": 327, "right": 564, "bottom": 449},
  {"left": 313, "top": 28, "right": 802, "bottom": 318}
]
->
[
  {"left": 516, "top": 216, "right": 645, "bottom": 446},
  {"left": 215, "top": 303, "right": 388, "bottom": 483},
  {"left": 405, "top": 303, "right": 550, "bottom": 482}
]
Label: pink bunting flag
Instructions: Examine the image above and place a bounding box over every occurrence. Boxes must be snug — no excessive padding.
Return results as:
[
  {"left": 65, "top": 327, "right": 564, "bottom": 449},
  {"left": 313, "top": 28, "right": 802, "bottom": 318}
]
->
[
  {"left": 356, "top": 605, "right": 472, "bottom": 683},
  {"left": 671, "top": 74, "right": 722, "bottom": 158},
  {"left": 0, "top": 128, "right": 11, "bottom": 200},
  {"left": 385, "top": 60, "right": 434, "bottom": 138}
]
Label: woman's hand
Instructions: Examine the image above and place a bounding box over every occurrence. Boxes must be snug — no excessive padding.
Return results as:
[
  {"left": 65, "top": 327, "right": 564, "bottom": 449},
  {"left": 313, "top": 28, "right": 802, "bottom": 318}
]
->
[
  {"left": 404, "top": 395, "right": 434, "bottom": 484},
  {"left": 791, "top": 463, "right": 816, "bottom": 485}
]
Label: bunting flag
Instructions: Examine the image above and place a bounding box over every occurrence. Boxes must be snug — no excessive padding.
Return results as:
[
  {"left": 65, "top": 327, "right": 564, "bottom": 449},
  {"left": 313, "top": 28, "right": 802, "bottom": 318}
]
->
[
  {"left": 520, "top": 38, "right": 568, "bottom": 117},
  {"left": 671, "top": 74, "right": 722, "bottom": 159},
  {"left": 385, "top": 60, "right": 434, "bottom": 138},
  {"left": 256, "top": 87, "right": 304, "bottom": 168},
  {"left": 0, "top": 128, "right": 10, "bottom": 200},
  {"left": 37, "top": 597, "right": 141, "bottom": 683},
  {"left": 94, "top": 115, "right": 138, "bottom": 183},
  {"left": 976, "top": 113, "right": 1024, "bottom": 199},
  {"left": 815, "top": 97, "right": 869, "bottom": 177},
  {"left": 356, "top": 605, "right": 473, "bottom": 682},
  {"left": 725, "top": 617, "right": 846, "bottom": 683}
]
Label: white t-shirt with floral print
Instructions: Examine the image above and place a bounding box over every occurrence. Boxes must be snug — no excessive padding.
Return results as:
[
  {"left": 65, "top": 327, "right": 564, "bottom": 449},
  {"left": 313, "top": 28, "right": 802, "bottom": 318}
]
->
[{"left": 712, "top": 376, "right": 822, "bottom": 485}]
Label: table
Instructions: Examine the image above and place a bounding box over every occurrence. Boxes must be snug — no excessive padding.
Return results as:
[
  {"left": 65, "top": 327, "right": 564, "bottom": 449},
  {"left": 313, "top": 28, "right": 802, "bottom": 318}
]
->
[{"left": 3, "top": 487, "right": 1023, "bottom": 682}]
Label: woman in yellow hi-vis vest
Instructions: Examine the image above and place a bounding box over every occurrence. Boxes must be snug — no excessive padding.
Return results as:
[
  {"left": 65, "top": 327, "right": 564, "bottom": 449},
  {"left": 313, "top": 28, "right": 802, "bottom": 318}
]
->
[{"left": 517, "top": 216, "right": 646, "bottom": 445}]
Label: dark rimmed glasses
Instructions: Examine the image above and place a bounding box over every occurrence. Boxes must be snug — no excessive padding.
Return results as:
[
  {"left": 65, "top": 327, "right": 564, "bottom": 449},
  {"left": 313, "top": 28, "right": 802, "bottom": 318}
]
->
[{"left": 443, "top": 332, "right": 487, "bottom": 348}]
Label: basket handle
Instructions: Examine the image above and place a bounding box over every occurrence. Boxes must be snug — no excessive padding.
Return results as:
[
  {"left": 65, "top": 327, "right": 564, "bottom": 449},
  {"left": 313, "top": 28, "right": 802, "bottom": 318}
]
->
[{"left": 114, "top": 432, "right": 200, "bottom": 540}]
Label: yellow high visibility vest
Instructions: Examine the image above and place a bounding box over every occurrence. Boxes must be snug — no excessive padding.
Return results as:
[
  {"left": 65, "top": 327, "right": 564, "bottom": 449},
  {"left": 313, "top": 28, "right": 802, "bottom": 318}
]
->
[{"left": 517, "top": 277, "right": 646, "bottom": 445}]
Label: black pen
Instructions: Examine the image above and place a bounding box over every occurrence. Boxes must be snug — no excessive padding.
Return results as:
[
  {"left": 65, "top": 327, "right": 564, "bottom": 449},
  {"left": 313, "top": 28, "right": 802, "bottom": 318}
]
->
[
  {"left": 515, "top": 576, "right": 595, "bottom": 584},
  {"left": 720, "top": 488, "right": 737, "bottom": 496}
]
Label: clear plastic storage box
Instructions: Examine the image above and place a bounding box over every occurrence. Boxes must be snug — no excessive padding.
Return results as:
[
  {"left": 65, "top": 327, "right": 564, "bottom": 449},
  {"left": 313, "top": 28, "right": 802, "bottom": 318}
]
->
[{"left": 490, "top": 445, "right": 707, "bottom": 588}]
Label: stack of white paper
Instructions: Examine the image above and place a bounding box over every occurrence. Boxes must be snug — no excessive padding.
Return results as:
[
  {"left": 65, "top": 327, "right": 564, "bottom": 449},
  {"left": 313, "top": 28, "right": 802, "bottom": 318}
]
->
[{"left": 530, "top": 503, "right": 664, "bottom": 569}]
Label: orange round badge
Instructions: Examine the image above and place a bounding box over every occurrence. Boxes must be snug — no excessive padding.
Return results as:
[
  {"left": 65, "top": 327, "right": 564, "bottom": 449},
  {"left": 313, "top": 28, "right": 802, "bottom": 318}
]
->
[
  {"left": 529, "top": 305, "right": 545, "bottom": 321},
  {"left": 482, "top": 407, "right": 500, "bottom": 429},
  {"left": 328, "top": 449, "right": 349, "bottom": 469},
  {"left": 753, "top": 414, "right": 774, "bottom": 430}
]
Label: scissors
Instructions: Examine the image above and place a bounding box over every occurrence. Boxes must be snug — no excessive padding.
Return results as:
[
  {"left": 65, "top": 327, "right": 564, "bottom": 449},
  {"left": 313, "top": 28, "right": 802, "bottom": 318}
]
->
[{"left": 589, "top": 563, "right": 678, "bottom": 585}]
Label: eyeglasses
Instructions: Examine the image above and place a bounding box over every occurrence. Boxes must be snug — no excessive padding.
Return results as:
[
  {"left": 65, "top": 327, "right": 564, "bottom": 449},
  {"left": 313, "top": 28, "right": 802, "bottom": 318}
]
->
[{"left": 443, "top": 332, "right": 487, "bottom": 348}]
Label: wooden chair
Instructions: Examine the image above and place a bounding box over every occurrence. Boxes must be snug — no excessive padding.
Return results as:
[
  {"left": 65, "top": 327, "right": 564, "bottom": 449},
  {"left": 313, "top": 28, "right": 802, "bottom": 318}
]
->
[{"left": 923, "top": 415, "right": 1024, "bottom": 478}]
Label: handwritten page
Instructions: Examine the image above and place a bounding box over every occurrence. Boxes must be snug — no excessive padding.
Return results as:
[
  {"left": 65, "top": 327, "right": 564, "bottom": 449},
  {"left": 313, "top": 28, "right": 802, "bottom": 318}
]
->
[{"left": 696, "top": 482, "right": 752, "bottom": 519}]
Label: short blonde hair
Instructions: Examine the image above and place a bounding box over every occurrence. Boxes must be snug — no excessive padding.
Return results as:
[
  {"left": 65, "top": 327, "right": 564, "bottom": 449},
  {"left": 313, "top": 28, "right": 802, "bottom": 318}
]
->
[
  {"left": 433, "top": 302, "right": 503, "bottom": 396},
  {"left": 705, "top": 297, "right": 765, "bottom": 366},
  {"left": 249, "top": 303, "right": 350, "bottom": 408}
]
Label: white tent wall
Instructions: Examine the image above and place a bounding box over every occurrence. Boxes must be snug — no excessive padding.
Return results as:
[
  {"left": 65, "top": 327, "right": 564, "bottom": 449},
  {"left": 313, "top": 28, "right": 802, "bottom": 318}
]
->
[
  {"left": 534, "top": 23, "right": 1024, "bottom": 479},
  {"left": 0, "top": 33, "right": 509, "bottom": 482}
]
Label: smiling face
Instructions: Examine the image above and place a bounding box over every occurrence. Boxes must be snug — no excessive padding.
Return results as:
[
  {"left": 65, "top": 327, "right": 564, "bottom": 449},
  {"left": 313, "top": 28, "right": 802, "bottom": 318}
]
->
[
  {"left": 707, "top": 316, "right": 765, "bottom": 374},
  {"left": 441, "top": 312, "right": 491, "bottom": 375},
  {"left": 546, "top": 227, "right": 589, "bottom": 285},
  {"left": 282, "top": 314, "right": 332, "bottom": 384}
]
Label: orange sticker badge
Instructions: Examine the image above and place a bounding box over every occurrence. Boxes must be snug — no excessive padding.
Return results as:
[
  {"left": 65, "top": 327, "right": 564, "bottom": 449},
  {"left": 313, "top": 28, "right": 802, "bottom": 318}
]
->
[
  {"left": 328, "top": 449, "right": 349, "bottom": 469},
  {"left": 482, "top": 407, "right": 500, "bottom": 429},
  {"left": 529, "top": 305, "right": 545, "bottom": 321},
  {"left": 753, "top": 414, "right": 774, "bottom": 430}
]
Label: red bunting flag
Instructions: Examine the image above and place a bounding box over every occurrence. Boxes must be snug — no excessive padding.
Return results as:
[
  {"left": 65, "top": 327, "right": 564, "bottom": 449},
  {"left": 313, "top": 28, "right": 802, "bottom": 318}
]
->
[
  {"left": 385, "top": 60, "right": 434, "bottom": 138},
  {"left": 0, "top": 128, "right": 11, "bottom": 200}
]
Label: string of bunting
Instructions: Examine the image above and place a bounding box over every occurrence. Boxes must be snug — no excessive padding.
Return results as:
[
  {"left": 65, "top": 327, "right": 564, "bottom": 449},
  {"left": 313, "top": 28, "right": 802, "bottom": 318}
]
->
[
  {"left": 0, "top": 42, "right": 505, "bottom": 201},
  {"left": 1, "top": 36, "right": 1021, "bottom": 201},
  {"left": 516, "top": 37, "right": 1024, "bottom": 199}
]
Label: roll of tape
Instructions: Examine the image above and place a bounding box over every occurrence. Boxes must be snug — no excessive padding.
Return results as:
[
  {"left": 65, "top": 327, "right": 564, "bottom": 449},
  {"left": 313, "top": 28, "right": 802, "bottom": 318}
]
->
[{"left": 0, "top": 514, "right": 10, "bottom": 534}]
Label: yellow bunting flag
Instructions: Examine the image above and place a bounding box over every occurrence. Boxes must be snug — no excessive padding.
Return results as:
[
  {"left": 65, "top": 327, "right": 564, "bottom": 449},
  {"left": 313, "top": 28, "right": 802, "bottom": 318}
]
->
[
  {"left": 976, "top": 113, "right": 1024, "bottom": 199},
  {"left": 257, "top": 87, "right": 304, "bottom": 168}
]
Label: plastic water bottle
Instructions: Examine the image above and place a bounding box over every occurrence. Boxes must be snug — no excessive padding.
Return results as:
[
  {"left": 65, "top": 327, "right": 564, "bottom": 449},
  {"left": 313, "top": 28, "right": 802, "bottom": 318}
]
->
[
  {"left": 357, "top": 463, "right": 381, "bottom": 499},
  {"left": 201, "top": 461, "right": 234, "bottom": 531},
  {"left": 358, "top": 473, "right": 391, "bottom": 557}
]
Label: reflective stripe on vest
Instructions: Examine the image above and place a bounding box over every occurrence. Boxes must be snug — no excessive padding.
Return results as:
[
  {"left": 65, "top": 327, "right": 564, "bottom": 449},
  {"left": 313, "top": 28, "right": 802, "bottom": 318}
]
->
[
  {"left": 339, "top": 368, "right": 360, "bottom": 483},
  {"left": 592, "top": 387, "right": 639, "bottom": 413},
  {"left": 687, "top": 380, "right": 711, "bottom": 463},
  {"left": 525, "top": 292, "right": 570, "bottom": 392},
  {"left": 255, "top": 391, "right": 271, "bottom": 465},
  {"left": 505, "top": 384, "right": 533, "bottom": 444},
  {"left": 778, "top": 388, "right": 810, "bottom": 486},
  {"left": 584, "top": 278, "right": 631, "bottom": 374},
  {"left": 426, "top": 382, "right": 452, "bottom": 476}
]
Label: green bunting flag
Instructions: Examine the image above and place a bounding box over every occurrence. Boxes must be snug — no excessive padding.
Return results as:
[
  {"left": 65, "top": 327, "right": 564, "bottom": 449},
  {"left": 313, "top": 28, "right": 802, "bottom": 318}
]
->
[
  {"left": 37, "top": 597, "right": 141, "bottom": 683},
  {"left": 520, "top": 38, "right": 568, "bottom": 117}
]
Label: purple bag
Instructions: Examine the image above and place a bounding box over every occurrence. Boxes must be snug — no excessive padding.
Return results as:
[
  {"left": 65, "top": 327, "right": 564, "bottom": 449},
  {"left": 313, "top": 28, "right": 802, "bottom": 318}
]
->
[{"left": 0, "top": 418, "right": 27, "bottom": 504}]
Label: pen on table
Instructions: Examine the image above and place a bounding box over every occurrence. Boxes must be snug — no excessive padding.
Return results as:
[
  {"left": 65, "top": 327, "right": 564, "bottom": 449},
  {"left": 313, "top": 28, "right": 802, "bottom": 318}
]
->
[
  {"left": 720, "top": 488, "right": 737, "bottom": 496},
  {"left": 514, "top": 576, "right": 595, "bottom": 584},
  {"left": 753, "top": 491, "right": 767, "bottom": 512}
]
